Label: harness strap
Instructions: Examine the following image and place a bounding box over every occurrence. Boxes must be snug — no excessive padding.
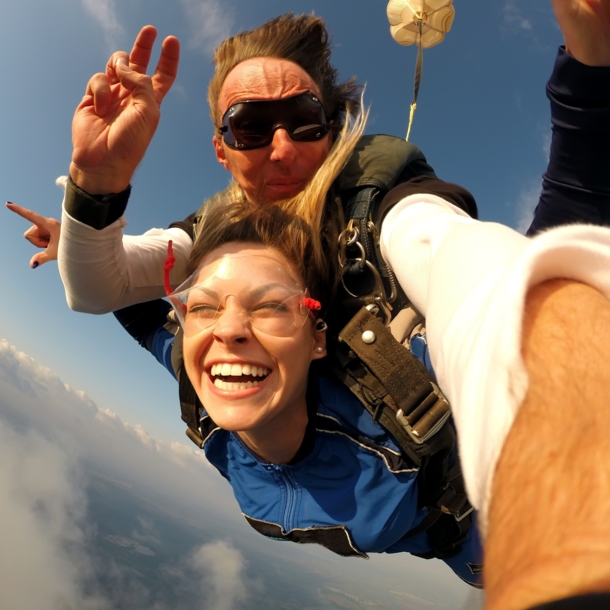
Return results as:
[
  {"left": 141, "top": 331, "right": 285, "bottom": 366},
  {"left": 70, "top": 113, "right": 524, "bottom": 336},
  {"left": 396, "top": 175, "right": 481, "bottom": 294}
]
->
[
  {"left": 171, "top": 327, "right": 205, "bottom": 447},
  {"left": 338, "top": 307, "right": 451, "bottom": 444}
]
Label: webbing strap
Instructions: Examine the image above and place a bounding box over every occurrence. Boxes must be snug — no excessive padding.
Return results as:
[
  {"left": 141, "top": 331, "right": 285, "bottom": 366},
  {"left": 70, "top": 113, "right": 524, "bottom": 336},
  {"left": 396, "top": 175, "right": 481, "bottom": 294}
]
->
[
  {"left": 171, "top": 327, "right": 205, "bottom": 447},
  {"left": 339, "top": 307, "right": 450, "bottom": 441}
]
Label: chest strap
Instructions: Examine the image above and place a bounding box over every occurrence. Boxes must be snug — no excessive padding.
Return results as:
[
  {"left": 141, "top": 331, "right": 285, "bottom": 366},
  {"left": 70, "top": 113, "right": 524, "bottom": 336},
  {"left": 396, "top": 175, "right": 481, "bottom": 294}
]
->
[{"left": 333, "top": 306, "right": 453, "bottom": 465}]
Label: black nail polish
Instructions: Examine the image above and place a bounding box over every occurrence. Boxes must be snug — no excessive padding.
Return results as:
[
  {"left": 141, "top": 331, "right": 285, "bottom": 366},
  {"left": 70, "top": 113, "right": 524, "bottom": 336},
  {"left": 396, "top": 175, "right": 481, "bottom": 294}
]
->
[
  {"left": 32, "top": 261, "right": 39, "bottom": 269},
  {"left": 6, "top": 201, "right": 14, "bottom": 205}
]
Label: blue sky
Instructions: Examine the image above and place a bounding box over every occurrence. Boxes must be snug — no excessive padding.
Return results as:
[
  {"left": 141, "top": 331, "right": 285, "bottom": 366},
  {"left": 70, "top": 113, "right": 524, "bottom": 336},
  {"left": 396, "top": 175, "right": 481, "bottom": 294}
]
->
[
  {"left": 0, "top": 0, "right": 564, "bottom": 603},
  {"left": 0, "top": 0, "right": 564, "bottom": 440}
]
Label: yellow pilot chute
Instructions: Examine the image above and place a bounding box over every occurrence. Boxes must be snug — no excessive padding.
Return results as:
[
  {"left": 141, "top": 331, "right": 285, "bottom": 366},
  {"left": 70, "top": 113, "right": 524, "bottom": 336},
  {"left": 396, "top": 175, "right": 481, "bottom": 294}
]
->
[{"left": 386, "top": 0, "right": 455, "bottom": 140}]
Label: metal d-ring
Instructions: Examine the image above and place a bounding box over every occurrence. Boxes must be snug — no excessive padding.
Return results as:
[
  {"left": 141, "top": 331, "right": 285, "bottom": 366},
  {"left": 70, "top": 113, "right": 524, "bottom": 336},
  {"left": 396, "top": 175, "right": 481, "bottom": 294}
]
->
[{"left": 338, "top": 240, "right": 366, "bottom": 270}]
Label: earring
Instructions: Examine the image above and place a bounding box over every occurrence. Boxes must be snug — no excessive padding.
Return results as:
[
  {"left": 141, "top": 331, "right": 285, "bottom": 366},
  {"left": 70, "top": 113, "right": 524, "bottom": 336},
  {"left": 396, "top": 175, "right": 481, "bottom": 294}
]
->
[
  {"left": 315, "top": 320, "right": 328, "bottom": 332},
  {"left": 315, "top": 346, "right": 324, "bottom": 354}
]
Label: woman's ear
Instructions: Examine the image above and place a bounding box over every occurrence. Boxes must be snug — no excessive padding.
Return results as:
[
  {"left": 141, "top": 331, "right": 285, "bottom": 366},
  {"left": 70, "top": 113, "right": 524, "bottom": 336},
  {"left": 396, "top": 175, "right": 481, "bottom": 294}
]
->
[{"left": 311, "top": 319, "right": 327, "bottom": 360}]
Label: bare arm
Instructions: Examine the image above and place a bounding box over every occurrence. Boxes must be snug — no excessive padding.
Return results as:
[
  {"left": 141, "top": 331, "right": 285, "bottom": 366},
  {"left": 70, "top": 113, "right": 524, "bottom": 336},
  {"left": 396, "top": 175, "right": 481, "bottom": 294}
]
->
[{"left": 485, "top": 279, "right": 610, "bottom": 609}]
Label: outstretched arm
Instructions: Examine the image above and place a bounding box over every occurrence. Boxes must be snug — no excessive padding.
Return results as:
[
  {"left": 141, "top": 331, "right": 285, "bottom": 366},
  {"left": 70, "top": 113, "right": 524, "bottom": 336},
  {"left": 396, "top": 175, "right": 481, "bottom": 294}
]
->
[
  {"left": 379, "top": 194, "right": 610, "bottom": 608},
  {"left": 485, "top": 279, "right": 610, "bottom": 609}
]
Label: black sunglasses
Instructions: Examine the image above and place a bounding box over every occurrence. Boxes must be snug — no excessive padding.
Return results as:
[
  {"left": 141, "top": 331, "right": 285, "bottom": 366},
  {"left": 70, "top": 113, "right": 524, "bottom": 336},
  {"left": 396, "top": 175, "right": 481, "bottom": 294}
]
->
[{"left": 219, "top": 91, "right": 330, "bottom": 150}]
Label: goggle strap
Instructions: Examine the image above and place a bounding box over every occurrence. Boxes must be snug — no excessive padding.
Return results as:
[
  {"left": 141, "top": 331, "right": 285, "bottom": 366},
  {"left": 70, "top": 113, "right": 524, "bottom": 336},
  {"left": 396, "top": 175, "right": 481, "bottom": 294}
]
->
[
  {"left": 303, "top": 297, "right": 322, "bottom": 311},
  {"left": 164, "top": 241, "right": 187, "bottom": 313},
  {"left": 163, "top": 241, "right": 176, "bottom": 297}
]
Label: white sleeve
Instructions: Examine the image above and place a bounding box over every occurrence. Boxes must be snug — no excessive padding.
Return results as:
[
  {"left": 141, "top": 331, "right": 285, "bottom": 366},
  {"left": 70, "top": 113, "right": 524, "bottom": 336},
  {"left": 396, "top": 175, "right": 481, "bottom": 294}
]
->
[
  {"left": 58, "top": 204, "right": 193, "bottom": 314},
  {"left": 380, "top": 193, "right": 610, "bottom": 533}
]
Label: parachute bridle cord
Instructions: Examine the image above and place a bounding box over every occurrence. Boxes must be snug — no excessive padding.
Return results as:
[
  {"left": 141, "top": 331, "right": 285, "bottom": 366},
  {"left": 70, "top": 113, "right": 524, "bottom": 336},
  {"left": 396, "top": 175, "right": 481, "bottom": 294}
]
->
[
  {"left": 387, "top": 0, "right": 455, "bottom": 141},
  {"left": 406, "top": 17, "right": 424, "bottom": 142}
]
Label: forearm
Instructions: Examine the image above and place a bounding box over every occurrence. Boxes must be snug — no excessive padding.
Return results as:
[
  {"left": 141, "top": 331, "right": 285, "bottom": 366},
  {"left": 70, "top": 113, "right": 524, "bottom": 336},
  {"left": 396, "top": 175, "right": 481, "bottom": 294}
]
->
[
  {"left": 57, "top": 179, "right": 192, "bottom": 313},
  {"left": 59, "top": 208, "right": 191, "bottom": 313},
  {"left": 528, "top": 48, "right": 610, "bottom": 235},
  {"left": 485, "top": 279, "right": 610, "bottom": 609},
  {"left": 380, "top": 195, "right": 610, "bottom": 525}
]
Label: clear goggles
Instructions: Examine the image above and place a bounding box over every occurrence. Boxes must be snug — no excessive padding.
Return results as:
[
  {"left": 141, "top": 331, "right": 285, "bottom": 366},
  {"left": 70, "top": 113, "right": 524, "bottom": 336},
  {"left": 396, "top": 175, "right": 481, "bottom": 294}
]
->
[
  {"left": 219, "top": 91, "right": 330, "bottom": 150},
  {"left": 164, "top": 247, "right": 321, "bottom": 338}
]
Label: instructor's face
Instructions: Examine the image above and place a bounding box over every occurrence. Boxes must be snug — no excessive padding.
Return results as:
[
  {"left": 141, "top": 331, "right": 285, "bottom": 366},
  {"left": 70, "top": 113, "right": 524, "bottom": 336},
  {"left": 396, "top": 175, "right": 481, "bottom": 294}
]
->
[{"left": 213, "top": 58, "right": 333, "bottom": 205}]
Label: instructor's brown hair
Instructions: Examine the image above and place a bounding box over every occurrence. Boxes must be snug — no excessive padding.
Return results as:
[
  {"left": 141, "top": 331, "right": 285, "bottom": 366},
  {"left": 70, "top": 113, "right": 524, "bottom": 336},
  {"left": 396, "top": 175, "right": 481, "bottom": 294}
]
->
[{"left": 208, "top": 13, "right": 361, "bottom": 135}]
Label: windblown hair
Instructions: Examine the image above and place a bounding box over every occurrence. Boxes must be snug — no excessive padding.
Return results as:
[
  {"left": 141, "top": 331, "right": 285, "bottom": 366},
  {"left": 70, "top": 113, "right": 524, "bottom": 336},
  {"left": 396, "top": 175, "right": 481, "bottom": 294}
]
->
[
  {"left": 189, "top": 101, "right": 369, "bottom": 307},
  {"left": 208, "top": 13, "right": 361, "bottom": 135}
]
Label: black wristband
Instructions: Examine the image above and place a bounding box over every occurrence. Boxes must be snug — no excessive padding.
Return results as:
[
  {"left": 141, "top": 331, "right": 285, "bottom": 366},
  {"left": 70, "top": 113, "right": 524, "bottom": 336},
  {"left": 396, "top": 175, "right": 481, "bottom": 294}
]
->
[{"left": 64, "top": 176, "right": 132, "bottom": 230}]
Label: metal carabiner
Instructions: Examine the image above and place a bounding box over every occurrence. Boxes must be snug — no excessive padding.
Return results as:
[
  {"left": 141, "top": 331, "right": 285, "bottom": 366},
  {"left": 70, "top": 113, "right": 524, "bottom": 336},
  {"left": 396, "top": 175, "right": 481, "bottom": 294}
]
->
[{"left": 341, "top": 259, "right": 392, "bottom": 325}]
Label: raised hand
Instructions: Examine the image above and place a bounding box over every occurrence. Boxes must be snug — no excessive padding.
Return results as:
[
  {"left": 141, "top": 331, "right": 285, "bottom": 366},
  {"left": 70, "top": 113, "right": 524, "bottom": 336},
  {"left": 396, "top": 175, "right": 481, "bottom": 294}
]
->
[
  {"left": 6, "top": 202, "right": 61, "bottom": 268},
  {"left": 70, "top": 26, "right": 180, "bottom": 194},
  {"left": 551, "top": 0, "right": 610, "bottom": 66}
]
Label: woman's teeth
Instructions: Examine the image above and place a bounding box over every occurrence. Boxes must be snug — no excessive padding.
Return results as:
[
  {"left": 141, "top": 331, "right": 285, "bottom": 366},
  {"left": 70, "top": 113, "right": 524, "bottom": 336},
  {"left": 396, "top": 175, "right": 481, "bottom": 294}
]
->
[
  {"left": 210, "top": 363, "right": 270, "bottom": 392},
  {"left": 213, "top": 378, "right": 261, "bottom": 391},
  {"left": 211, "top": 363, "right": 269, "bottom": 377}
]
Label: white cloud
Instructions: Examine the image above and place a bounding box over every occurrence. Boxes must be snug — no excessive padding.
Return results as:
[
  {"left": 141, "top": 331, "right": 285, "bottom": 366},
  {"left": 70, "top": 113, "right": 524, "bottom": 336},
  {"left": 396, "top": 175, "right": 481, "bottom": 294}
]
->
[
  {"left": 542, "top": 128, "right": 552, "bottom": 161},
  {"left": 180, "top": 0, "right": 235, "bottom": 54},
  {"left": 79, "top": 0, "right": 123, "bottom": 48},
  {"left": 192, "top": 541, "right": 250, "bottom": 610},
  {"left": 515, "top": 178, "right": 543, "bottom": 234},
  {"left": 503, "top": 1, "right": 533, "bottom": 32},
  {"left": 0, "top": 425, "right": 102, "bottom": 610},
  {"left": 0, "top": 339, "right": 261, "bottom": 607}
]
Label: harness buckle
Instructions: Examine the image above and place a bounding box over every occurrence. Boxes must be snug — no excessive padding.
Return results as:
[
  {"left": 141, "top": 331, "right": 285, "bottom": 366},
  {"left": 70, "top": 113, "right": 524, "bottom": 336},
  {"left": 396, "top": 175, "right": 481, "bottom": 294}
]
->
[{"left": 395, "top": 382, "right": 451, "bottom": 445}]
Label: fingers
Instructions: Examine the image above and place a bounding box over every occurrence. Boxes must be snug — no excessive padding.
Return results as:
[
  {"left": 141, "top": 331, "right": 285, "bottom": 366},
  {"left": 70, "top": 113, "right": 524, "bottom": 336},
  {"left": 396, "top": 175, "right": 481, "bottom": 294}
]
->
[
  {"left": 30, "top": 243, "right": 58, "bottom": 268},
  {"left": 6, "top": 201, "right": 48, "bottom": 226},
  {"left": 85, "top": 73, "right": 112, "bottom": 117},
  {"left": 100, "top": 26, "right": 178, "bottom": 107},
  {"left": 113, "top": 61, "right": 157, "bottom": 108},
  {"left": 106, "top": 51, "right": 130, "bottom": 85},
  {"left": 151, "top": 35, "right": 180, "bottom": 105},
  {"left": 24, "top": 225, "right": 50, "bottom": 248},
  {"left": 129, "top": 25, "right": 158, "bottom": 74},
  {"left": 6, "top": 202, "right": 60, "bottom": 267}
]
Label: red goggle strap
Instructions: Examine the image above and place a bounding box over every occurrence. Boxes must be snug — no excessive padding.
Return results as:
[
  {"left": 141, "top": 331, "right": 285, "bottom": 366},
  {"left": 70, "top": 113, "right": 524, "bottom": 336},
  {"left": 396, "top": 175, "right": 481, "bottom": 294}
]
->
[
  {"left": 164, "top": 241, "right": 187, "bottom": 313},
  {"left": 302, "top": 297, "right": 322, "bottom": 311}
]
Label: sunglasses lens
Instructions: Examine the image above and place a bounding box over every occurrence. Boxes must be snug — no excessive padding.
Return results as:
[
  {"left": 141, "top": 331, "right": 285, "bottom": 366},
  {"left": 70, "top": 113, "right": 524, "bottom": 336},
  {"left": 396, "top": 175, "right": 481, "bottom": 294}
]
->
[{"left": 221, "top": 92, "right": 329, "bottom": 150}]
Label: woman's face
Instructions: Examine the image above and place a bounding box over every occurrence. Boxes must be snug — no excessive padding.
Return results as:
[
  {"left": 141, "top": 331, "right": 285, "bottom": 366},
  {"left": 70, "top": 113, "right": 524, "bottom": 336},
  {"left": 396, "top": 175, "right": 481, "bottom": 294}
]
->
[{"left": 181, "top": 242, "right": 327, "bottom": 434}]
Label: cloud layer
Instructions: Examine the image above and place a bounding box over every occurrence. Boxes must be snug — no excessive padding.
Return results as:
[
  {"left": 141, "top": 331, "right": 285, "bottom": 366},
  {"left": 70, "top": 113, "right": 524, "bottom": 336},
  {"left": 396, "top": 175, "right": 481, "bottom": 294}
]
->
[
  {"left": 180, "top": 0, "right": 235, "bottom": 53},
  {"left": 0, "top": 339, "right": 249, "bottom": 610},
  {"left": 79, "top": 0, "right": 123, "bottom": 48}
]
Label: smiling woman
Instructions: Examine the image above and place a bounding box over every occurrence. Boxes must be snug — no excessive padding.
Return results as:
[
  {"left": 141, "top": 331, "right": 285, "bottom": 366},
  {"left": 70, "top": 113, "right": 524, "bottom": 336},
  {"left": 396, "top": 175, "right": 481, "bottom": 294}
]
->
[
  {"left": 176, "top": 243, "right": 327, "bottom": 464},
  {"left": 144, "top": 168, "right": 484, "bottom": 584}
]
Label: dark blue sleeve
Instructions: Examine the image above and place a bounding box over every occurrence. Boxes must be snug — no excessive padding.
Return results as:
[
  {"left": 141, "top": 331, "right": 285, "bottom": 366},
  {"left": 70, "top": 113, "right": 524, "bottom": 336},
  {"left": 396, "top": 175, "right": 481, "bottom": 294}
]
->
[
  {"left": 113, "top": 301, "right": 177, "bottom": 380},
  {"left": 527, "top": 48, "right": 610, "bottom": 236}
]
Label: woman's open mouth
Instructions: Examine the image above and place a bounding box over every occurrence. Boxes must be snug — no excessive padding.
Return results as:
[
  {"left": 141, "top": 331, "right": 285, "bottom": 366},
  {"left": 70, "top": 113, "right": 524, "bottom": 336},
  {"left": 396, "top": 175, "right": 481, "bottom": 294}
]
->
[{"left": 209, "top": 362, "right": 270, "bottom": 392}]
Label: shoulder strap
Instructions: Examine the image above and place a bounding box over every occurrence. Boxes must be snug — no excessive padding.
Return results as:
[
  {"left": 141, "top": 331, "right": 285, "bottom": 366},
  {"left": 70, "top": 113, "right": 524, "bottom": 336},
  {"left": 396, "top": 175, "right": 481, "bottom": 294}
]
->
[
  {"left": 338, "top": 135, "right": 435, "bottom": 193},
  {"left": 170, "top": 327, "right": 205, "bottom": 448}
]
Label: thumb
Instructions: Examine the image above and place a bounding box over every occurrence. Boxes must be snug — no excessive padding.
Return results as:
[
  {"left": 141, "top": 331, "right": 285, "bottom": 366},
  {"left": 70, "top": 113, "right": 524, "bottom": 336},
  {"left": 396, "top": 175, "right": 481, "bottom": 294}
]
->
[{"left": 29, "top": 250, "right": 54, "bottom": 269}]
